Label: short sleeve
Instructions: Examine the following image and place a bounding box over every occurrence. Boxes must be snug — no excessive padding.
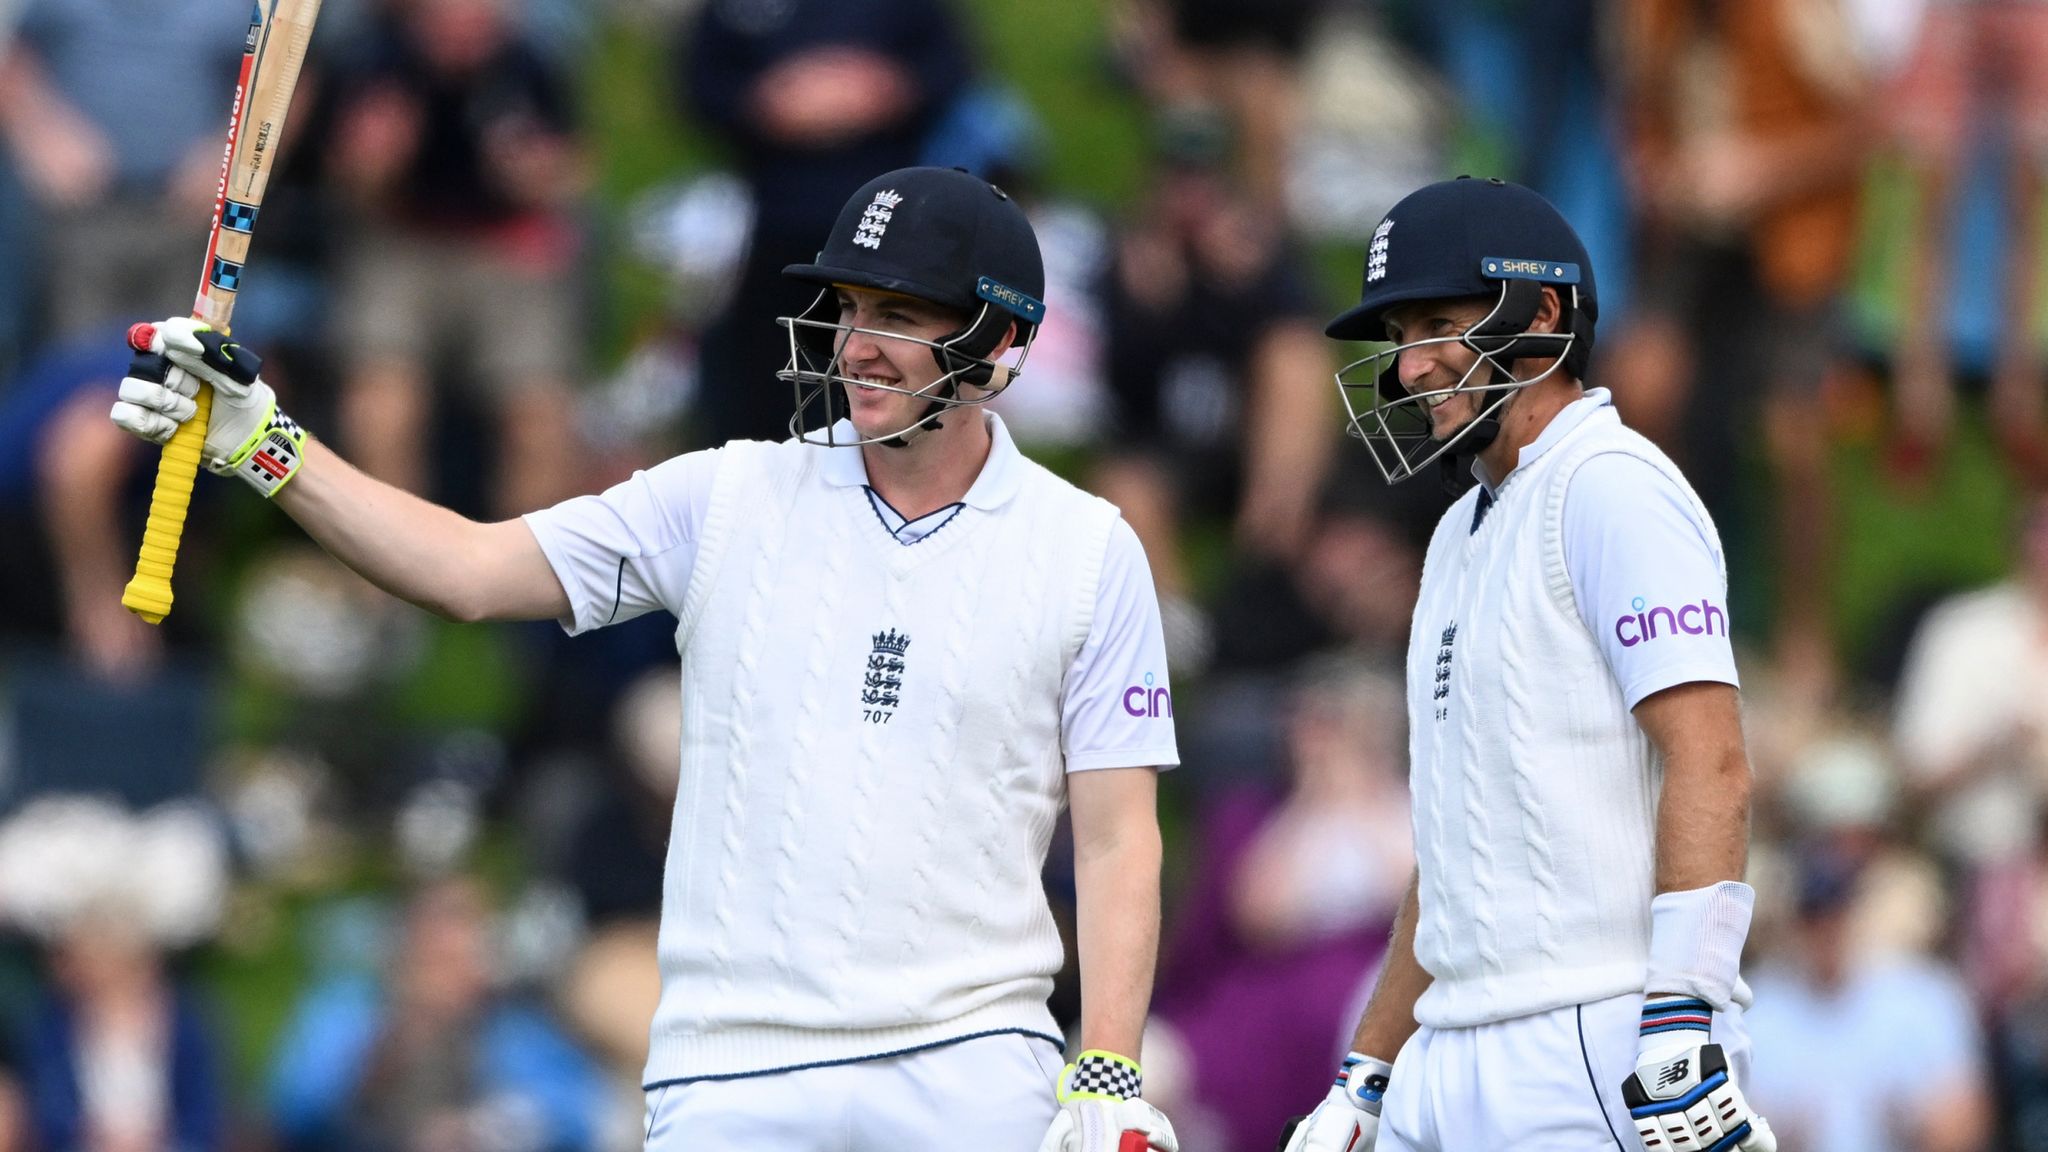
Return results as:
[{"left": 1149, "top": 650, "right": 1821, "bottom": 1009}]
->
[
  {"left": 521, "top": 449, "right": 720, "bottom": 635},
  {"left": 1563, "top": 453, "right": 1739, "bottom": 709},
  {"left": 1061, "top": 517, "right": 1181, "bottom": 772}
]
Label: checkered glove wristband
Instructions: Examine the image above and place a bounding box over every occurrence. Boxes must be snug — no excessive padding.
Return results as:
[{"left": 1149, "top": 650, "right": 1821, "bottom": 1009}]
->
[{"left": 1057, "top": 1050, "right": 1143, "bottom": 1102}]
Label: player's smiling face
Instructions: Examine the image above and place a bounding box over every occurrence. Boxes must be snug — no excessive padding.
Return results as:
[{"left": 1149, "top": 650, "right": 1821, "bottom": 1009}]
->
[
  {"left": 1382, "top": 297, "right": 1495, "bottom": 442},
  {"left": 831, "top": 286, "right": 969, "bottom": 441}
]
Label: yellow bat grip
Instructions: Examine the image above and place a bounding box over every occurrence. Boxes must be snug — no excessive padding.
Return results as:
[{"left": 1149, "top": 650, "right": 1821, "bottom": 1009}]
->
[{"left": 122, "top": 383, "right": 213, "bottom": 624}]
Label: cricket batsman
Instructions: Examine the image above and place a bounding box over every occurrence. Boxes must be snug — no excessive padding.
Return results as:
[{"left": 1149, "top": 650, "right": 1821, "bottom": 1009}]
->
[
  {"left": 109, "top": 166, "right": 1180, "bottom": 1151},
  {"left": 1280, "top": 177, "right": 1776, "bottom": 1152}
]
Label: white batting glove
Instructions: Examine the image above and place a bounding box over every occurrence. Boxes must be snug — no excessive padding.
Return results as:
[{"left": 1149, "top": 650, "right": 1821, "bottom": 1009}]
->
[
  {"left": 1621, "top": 997, "right": 1776, "bottom": 1152},
  {"left": 1037, "top": 1050, "right": 1178, "bottom": 1152},
  {"left": 1281, "top": 1052, "right": 1389, "bottom": 1152},
  {"left": 110, "top": 317, "right": 306, "bottom": 496}
]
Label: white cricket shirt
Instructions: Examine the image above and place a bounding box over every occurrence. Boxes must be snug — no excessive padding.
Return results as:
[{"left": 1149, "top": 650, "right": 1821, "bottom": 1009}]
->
[
  {"left": 1407, "top": 388, "right": 1741, "bottom": 1028},
  {"left": 522, "top": 411, "right": 1177, "bottom": 1082}
]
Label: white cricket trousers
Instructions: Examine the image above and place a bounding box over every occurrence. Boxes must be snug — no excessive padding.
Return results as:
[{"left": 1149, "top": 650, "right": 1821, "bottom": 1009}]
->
[
  {"left": 1378, "top": 993, "right": 1754, "bottom": 1151},
  {"left": 642, "top": 1033, "right": 1064, "bottom": 1151}
]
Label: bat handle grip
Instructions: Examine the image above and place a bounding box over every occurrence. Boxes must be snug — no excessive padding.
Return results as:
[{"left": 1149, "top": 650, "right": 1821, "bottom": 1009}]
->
[
  {"left": 1120, "top": 1131, "right": 1150, "bottom": 1152},
  {"left": 122, "top": 348, "right": 211, "bottom": 624}
]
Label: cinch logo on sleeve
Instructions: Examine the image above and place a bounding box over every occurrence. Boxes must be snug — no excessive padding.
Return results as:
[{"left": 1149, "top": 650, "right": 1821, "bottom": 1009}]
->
[
  {"left": 1615, "top": 596, "right": 1727, "bottom": 647},
  {"left": 1122, "top": 672, "right": 1173, "bottom": 718}
]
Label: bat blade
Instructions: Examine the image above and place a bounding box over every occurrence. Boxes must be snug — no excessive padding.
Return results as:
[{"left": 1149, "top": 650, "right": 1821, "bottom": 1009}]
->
[{"left": 195, "top": 0, "right": 322, "bottom": 331}]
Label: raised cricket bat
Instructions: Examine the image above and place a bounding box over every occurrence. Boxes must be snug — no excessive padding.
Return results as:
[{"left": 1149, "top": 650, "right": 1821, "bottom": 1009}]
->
[{"left": 122, "top": 0, "right": 322, "bottom": 623}]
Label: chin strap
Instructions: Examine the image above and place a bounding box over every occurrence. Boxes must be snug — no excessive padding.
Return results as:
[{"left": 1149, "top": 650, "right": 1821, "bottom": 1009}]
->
[
  {"left": 877, "top": 391, "right": 949, "bottom": 449},
  {"left": 1437, "top": 366, "right": 1511, "bottom": 495}
]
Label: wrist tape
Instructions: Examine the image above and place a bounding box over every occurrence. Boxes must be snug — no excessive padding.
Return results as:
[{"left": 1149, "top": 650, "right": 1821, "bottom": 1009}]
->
[
  {"left": 1060, "top": 1050, "right": 1142, "bottom": 1102},
  {"left": 1645, "top": 880, "right": 1754, "bottom": 1012}
]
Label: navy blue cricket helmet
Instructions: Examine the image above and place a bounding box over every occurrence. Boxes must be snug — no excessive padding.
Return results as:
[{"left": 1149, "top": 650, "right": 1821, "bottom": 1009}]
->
[
  {"left": 779, "top": 166, "right": 1047, "bottom": 447},
  {"left": 1327, "top": 177, "right": 1598, "bottom": 485}
]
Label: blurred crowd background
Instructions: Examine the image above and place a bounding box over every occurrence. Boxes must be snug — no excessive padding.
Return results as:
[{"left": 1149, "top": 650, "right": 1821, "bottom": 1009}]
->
[{"left": 0, "top": 0, "right": 2043, "bottom": 1150}]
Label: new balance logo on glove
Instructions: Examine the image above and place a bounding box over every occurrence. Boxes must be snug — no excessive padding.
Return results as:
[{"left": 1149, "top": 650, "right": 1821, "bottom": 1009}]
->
[{"left": 1621, "top": 994, "right": 1776, "bottom": 1150}]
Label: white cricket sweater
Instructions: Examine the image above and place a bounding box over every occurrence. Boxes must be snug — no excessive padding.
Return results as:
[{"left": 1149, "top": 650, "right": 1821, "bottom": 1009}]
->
[
  {"left": 644, "top": 434, "right": 1121, "bottom": 1083},
  {"left": 1406, "top": 405, "right": 1730, "bottom": 1028}
]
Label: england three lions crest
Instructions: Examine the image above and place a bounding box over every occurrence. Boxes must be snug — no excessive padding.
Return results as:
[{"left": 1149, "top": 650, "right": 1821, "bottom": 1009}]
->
[
  {"left": 852, "top": 190, "right": 904, "bottom": 250},
  {"left": 861, "top": 628, "right": 910, "bottom": 722}
]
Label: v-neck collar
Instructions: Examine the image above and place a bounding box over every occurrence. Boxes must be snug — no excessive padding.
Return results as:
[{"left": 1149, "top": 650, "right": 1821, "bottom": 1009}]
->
[
  {"left": 816, "top": 410, "right": 1028, "bottom": 511},
  {"left": 862, "top": 487, "right": 966, "bottom": 546},
  {"left": 812, "top": 411, "right": 1025, "bottom": 564}
]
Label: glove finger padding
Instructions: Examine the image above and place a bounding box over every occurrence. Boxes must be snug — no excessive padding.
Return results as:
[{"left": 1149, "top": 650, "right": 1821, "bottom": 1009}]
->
[
  {"left": 126, "top": 350, "right": 200, "bottom": 400},
  {"left": 1036, "top": 1100, "right": 1178, "bottom": 1152},
  {"left": 1622, "top": 1043, "right": 1776, "bottom": 1152},
  {"left": 109, "top": 400, "right": 179, "bottom": 444},
  {"left": 111, "top": 319, "right": 306, "bottom": 497},
  {"left": 1282, "top": 1084, "right": 1375, "bottom": 1152},
  {"left": 117, "top": 373, "right": 197, "bottom": 422},
  {"left": 152, "top": 317, "right": 263, "bottom": 396}
]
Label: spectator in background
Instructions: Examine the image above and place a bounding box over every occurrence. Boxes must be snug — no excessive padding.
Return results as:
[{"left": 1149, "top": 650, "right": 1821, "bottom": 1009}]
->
[
  {"left": 1965, "top": 802, "right": 2048, "bottom": 1150},
  {"left": 0, "top": 332, "right": 180, "bottom": 679},
  {"left": 268, "top": 876, "right": 609, "bottom": 1152},
  {"left": 0, "top": 0, "right": 245, "bottom": 338},
  {"left": 678, "top": 0, "right": 973, "bottom": 445},
  {"left": 1891, "top": 0, "right": 2048, "bottom": 481},
  {"left": 0, "top": 0, "right": 33, "bottom": 379},
  {"left": 1743, "top": 848, "right": 1991, "bottom": 1152},
  {"left": 559, "top": 666, "right": 678, "bottom": 932},
  {"left": 1894, "top": 490, "right": 2048, "bottom": 873},
  {"left": 1113, "top": 0, "right": 1326, "bottom": 218},
  {"left": 1150, "top": 660, "right": 1410, "bottom": 1152},
  {"left": 1092, "top": 120, "right": 1335, "bottom": 667},
  {"left": 1404, "top": 0, "right": 1635, "bottom": 323},
  {"left": 1611, "top": 0, "right": 1878, "bottom": 702},
  {"left": 1766, "top": 732, "right": 1949, "bottom": 962},
  {"left": 0, "top": 797, "right": 232, "bottom": 1152},
  {"left": 328, "top": 0, "right": 587, "bottom": 517},
  {"left": 552, "top": 668, "right": 676, "bottom": 1152},
  {"left": 20, "top": 910, "right": 226, "bottom": 1152},
  {"left": 1199, "top": 471, "right": 1434, "bottom": 679}
]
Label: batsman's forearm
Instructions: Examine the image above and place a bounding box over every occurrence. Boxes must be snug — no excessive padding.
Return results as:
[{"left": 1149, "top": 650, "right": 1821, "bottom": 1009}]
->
[
  {"left": 275, "top": 438, "right": 568, "bottom": 623},
  {"left": 1073, "top": 821, "right": 1162, "bottom": 1061},
  {"left": 1349, "top": 872, "right": 1428, "bottom": 1060},
  {"left": 1634, "top": 683, "right": 1751, "bottom": 894},
  {"left": 1653, "top": 741, "right": 1751, "bottom": 894}
]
